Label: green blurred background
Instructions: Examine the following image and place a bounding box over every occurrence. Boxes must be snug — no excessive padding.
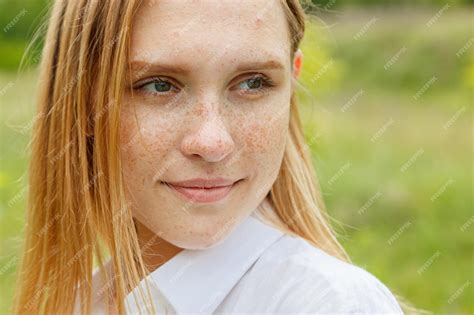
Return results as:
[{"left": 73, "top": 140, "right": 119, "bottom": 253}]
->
[{"left": 0, "top": 0, "right": 473, "bottom": 314}]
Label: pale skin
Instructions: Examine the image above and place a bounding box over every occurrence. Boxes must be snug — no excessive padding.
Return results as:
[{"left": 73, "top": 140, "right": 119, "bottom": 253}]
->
[{"left": 120, "top": 0, "right": 303, "bottom": 276}]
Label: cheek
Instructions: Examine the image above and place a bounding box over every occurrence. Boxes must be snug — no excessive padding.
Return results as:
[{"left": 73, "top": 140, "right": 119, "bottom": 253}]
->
[
  {"left": 119, "top": 107, "right": 176, "bottom": 180},
  {"left": 119, "top": 114, "right": 141, "bottom": 175},
  {"left": 237, "top": 106, "right": 289, "bottom": 201},
  {"left": 240, "top": 105, "right": 290, "bottom": 154},
  {"left": 236, "top": 102, "right": 290, "bottom": 188}
]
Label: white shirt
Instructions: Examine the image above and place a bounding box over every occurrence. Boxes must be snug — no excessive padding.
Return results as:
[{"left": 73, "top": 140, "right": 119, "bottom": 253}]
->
[{"left": 75, "top": 212, "right": 404, "bottom": 314}]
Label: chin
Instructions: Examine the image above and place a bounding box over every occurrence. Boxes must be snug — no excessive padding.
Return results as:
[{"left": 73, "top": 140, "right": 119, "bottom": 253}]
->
[
  {"left": 167, "top": 237, "right": 221, "bottom": 251},
  {"left": 167, "top": 223, "right": 236, "bottom": 250}
]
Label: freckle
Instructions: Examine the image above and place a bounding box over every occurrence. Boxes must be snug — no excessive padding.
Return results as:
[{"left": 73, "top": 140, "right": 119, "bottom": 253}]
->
[
  {"left": 254, "top": 17, "right": 263, "bottom": 29},
  {"left": 193, "top": 107, "right": 205, "bottom": 116}
]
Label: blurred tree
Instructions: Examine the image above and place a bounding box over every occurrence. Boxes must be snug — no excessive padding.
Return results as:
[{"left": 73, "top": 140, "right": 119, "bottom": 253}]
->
[
  {"left": 0, "top": 0, "right": 49, "bottom": 40},
  {"left": 0, "top": 0, "right": 49, "bottom": 71}
]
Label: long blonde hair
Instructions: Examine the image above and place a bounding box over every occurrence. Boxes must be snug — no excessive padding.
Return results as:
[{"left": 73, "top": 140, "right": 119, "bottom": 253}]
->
[{"left": 12, "top": 0, "right": 417, "bottom": 314}]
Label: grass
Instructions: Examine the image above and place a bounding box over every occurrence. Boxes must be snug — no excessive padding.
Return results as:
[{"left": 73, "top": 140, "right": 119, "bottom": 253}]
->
[
  {"left": 296, "top": 6, "right": 473, "bottom": 314},
  {"left": 0, "top": 69, "right": 34, "bottom": 312}
]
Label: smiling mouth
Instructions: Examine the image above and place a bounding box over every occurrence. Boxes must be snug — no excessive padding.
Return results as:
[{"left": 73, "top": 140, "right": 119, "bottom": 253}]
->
[{"left": 160, "top": 179, "right": 244, "bottom": 204}]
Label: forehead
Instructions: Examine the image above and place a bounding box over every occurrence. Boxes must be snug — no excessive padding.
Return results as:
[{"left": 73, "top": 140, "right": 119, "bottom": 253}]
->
[{"left": 130, "top": 0, "right": 291, "bottom": 70}]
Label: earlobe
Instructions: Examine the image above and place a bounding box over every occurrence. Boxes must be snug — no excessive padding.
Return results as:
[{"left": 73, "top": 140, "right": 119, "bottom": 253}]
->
[{"left": 292, "top": 49, "right": 303, "bottom": 80}]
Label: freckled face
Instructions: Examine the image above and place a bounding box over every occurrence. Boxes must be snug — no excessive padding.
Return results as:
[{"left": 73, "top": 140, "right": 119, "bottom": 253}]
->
[{"left": 121, "top": 0, "right": 293, "bottom": 249}]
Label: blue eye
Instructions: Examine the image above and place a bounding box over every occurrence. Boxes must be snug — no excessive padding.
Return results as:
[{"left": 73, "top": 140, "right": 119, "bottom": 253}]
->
[
  {"left": 133, "top": 74, "right": 275, "bottom": 98},
  {"left": 239, "top": 77, "right": 263, "bottom": 90},
  {"left": 237, "top": 75, "right": 274, "bottom": 94},
  {"left": 139, "top": 79, "right": 174, "bottom": 94}
]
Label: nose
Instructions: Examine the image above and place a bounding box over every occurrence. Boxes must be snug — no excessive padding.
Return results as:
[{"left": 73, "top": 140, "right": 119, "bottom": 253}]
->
[{"left": 180, "top": 109, "right": 235, "bottom": 163}]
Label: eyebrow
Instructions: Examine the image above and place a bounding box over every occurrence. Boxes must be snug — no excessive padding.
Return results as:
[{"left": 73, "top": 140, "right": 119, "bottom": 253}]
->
[
  {"left": 129, "top": 61, "right": 190, "bottom": 76},
  {"left": 235, "top": 60, "right": 285, "bottom": 72},
  {"left": 128, "top": 59, "right": 286, "bottom": 78}
]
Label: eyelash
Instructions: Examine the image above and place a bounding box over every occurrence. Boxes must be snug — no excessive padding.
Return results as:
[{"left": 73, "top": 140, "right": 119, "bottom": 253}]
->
[{"left": 133, "top": 74, "right": 275, "bottom": 98}]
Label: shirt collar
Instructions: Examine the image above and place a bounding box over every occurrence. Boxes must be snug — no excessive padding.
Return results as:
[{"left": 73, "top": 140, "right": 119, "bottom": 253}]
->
[{"left": 124, "top": 211, "right": 285, "bottom": 314}]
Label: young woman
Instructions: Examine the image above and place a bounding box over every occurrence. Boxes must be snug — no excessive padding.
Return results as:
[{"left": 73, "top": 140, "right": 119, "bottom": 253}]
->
[{"left": 13, "top": 0, "right": 412, "bottom": 314}]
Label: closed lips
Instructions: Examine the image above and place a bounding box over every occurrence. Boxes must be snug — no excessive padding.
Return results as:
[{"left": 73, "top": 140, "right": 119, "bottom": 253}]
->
[
  {"left": 160, "top": 178, "right": 244, "bottom": 203},
  {"left": 161, "top": 178, "right": 242, "bottom": 188}
]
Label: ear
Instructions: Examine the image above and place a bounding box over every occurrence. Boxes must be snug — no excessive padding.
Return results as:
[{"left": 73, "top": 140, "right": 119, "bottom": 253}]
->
[{"left": 292, "top": 48, "right": 303, "bottom": 80}]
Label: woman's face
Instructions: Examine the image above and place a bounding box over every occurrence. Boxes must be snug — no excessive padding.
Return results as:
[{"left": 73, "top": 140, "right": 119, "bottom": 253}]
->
[{"left": 121, "top": 0, "right": 302, "bottom": 250}]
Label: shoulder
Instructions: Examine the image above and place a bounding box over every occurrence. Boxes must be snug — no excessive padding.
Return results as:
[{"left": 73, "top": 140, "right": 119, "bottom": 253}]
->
[{"left": 236, "top": 233, "right": 404, "bottom": 314}]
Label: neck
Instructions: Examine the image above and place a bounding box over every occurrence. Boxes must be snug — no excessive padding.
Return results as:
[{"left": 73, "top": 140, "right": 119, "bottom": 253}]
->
[{"left": 134, "top": 219, "right": 184, "bottom": 273}]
